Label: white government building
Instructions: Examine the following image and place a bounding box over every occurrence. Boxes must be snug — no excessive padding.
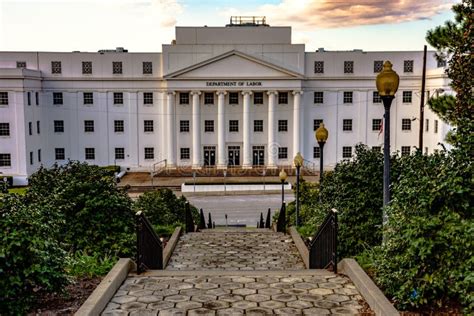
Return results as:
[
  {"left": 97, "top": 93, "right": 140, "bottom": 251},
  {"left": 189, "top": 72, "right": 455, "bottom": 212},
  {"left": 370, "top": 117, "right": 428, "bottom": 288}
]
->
[{"left": 0, "top": 17, "right": 451, "bottom": 185}]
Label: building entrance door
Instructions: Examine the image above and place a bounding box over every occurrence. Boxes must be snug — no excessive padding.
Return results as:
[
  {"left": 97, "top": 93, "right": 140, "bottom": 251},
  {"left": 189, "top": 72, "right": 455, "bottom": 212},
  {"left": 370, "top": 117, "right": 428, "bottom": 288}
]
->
[
  {"left": 203, "top": 146, "right": 216, "bottom": 166},
  {"left": 252, "top": 146, "right": 265, "bottom": 166},
  {"left": 228, "top": 146, "right": 240, "bottom": 166}
]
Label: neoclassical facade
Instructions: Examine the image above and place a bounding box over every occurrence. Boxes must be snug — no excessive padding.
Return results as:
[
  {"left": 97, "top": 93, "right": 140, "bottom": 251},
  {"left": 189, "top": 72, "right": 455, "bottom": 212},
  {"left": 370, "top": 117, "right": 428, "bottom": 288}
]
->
[{"left": 0, "top": 19, "right": 451, "bottom": 184}]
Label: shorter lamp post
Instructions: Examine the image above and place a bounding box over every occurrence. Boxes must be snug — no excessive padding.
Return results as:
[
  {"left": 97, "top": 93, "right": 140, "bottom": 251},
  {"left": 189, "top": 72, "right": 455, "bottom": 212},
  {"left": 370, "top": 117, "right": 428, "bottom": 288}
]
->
[
  {"left": 315, "top": 123, "right": 329, "bottom": 185},
  {"left": 293, "top": 152, "right": 304, "bottom": 227},
  {"left": 279, "top": 169, "right": 287, "bottom": 205},
  {"left": 375, "top": 61, "right": 399, "bottom": 226}
]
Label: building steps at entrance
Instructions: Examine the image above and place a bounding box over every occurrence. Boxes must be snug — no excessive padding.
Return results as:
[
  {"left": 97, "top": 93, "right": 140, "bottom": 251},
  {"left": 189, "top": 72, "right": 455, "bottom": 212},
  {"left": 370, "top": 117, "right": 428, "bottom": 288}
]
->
[{"left": 154, "top": 166, "right": 318, "bottom": 178}]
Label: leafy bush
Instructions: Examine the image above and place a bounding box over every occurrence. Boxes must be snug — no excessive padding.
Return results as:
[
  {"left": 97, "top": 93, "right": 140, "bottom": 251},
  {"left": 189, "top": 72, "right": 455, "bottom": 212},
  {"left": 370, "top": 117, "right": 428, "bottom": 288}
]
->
[
  {"left": 0, "top": 195, "right": 68, "bottom": 314},
  {"left": 66, "top": 251, "right": 117, "bottom": 278},
  {"left": 134, "top": 189, "right": 199, "bottom": 226},
  {"left": 373, "top": 150, "right": 473, "bottom": 312}
]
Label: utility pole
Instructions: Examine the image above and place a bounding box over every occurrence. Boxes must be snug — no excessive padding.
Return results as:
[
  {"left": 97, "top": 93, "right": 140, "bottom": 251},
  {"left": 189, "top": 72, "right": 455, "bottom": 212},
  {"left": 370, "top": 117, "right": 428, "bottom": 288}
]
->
[{"left": 419, "top": 45, "right": 427, "bottom": 151}]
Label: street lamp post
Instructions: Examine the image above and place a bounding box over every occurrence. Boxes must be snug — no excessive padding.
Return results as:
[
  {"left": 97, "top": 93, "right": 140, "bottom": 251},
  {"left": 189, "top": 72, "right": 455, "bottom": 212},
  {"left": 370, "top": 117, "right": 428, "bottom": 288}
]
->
[
  {"left": 279, "top": 169, "right": 287, "bottom": 205},
  {"left": 376, "top": 61, "right": 399, "bottom": 225},
  {"left": 293, "top": 152, "right": 304, "bottom": 227},
  {"left": 315, "top": 123, "right": 329, "bottom": 186}
]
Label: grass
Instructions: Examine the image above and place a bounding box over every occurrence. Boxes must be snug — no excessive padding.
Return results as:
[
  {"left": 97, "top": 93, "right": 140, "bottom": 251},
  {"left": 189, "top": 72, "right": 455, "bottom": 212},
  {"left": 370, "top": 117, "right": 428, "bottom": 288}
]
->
[{"left": 8, "top": 187, "right": 28, "bottom": 195}]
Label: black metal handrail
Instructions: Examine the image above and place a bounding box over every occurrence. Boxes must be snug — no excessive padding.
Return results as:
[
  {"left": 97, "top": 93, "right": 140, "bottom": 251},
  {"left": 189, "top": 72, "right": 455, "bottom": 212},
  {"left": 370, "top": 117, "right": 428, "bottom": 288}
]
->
[
  {"left": 185, "top": 203, "right": 195, "bottom": 233},
  {"left": 265, "top": 208, "right": 271, "bottom": 228},
  {"left": 136, "top": 211, "right": 163, "bottom": 274},
  {"left": 309, "top": 208, "right": 338, "bottom": 273},
  {"left": 276, "top": 202, "right": 286, "bottom": 233}
]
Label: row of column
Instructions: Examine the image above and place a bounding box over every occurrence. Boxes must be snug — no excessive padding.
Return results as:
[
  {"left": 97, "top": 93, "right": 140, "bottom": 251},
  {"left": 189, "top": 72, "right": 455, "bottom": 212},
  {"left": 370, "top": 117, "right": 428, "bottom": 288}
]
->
[{"left": 166, "top": 90, "right": 303, "bottom": 169}]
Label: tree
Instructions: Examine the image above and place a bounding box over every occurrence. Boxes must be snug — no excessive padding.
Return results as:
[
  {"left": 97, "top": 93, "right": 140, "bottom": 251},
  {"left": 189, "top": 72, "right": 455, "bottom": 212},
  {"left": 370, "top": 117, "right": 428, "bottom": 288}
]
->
[{"left": 426, "top": 0, "right": 473, "bottom": 151}]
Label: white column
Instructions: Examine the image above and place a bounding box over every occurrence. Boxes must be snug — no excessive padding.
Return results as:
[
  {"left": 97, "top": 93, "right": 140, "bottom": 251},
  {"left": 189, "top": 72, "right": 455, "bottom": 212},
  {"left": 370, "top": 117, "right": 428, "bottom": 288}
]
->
[
  {"left": 217, "top": 91, "right": 227, "bottom": 169},
  {"left": 191, "top": 91, "right": 201, "bottom": 169},
  {"left": 167, "top": 91, "right": 176, "bottom": 168},
  {"left": 267, "top": 91, "right": 278, "bottom": 169},
  {"left": 242, "top": 91, "right": 252, "bottom": 168},
  {"left": 292, "top": 91, "right": 303, "bottom": 159}
]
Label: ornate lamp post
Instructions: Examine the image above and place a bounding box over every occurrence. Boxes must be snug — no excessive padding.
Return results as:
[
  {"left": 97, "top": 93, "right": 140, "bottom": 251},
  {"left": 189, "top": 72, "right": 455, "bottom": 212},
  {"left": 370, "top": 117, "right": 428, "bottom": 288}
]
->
[
  {"left": 293, "top": 152, "right": 304, "bottom": 227},
  {"left": 376, "top": 61, "right": 399, "bottom": 225},
  {"left": 279, "top": 169, "right": 288, "bottom": 205},
  {"left": 315, "top": 123, "right": 329, "bottom": 184}
]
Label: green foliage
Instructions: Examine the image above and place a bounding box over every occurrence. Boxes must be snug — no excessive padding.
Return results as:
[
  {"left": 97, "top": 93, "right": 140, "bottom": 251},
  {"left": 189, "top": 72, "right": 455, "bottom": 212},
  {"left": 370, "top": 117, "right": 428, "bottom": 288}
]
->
[
  {"left": 66, "top": 251, "right": 117, "bottom": 278},
  {"left": 0, "top": 194, "right": 68, "bottom": 314},
  {"left": 101, "top": 165, "right": 121, "bottom": 174},
  {"left": 134, "top": 189, "right": 199, "bottom": 226},
  {"left": 373, "top": 150, "right": 473, "bottom": 312},
  {"left": 153, "top": 224, "right": 182, "bottom": 238},
  {"left": 26, "top": 161, "right": 135, "bottom": 256}
]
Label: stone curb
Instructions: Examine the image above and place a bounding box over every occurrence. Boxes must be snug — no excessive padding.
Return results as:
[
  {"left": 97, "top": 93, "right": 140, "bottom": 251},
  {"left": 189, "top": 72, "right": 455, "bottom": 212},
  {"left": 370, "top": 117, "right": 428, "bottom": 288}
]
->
[
  {"left": 289, "top": 226, "right": 309, "bottom": 268},
  {"left": 75, "top": 258, "right": 134, "bottom": 315},
  {"left": 338, "top": 258, "right": 399, "bottom": 316},
  {"left": 163, "top": 226, "right": 182, "bottom": 267}
]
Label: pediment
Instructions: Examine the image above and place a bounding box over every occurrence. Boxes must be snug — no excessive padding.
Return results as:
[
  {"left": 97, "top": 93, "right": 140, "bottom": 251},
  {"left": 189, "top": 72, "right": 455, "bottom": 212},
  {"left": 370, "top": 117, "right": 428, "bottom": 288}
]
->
[{"left": 165, "top": 50, "right": 303, "bottom": 80}]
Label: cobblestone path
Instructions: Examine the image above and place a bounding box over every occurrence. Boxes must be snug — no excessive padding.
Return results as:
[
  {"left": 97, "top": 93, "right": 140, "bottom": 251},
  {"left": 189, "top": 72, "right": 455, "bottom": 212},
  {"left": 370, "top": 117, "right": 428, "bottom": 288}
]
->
[{"left": 166, "top": 230, "right": 306, "bottom": 271}]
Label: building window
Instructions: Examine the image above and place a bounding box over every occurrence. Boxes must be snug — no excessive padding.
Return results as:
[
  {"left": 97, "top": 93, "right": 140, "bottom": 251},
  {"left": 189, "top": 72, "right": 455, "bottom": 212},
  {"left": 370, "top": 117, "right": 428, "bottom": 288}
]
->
[
  {"left": 180, "top": 148, "right": 190, "bottom": 160},
  {"left": 35, "top": 92, "right": 39, "bottom": 106},
  {"left": 374, "top": 60, "right": 383, "bottom": 73},
  {"left": 27, "top": 92, "right": 31, "bottom": 105},
  {"left": 372, "top": 146, "right": 381, "bottom": 152},
  {"left": 437, "top": 59, "right": 447, "bottom": 68},
  {"left": 253, "top": 92, "right": 263, "bottom": 105},
  {"left": 313, "top": 147, "right": 321, "bottom": 158},
  {"left": 179, "top": 92, "right": 189, "bottom": 105},
  {"left": 29, "top": 152, "right": 34, "bottom": 165},
  {"left": 112, "top": 61, "right": 123, "bottom": 74},
  {"left": 372, "top": 119, "right": 382, "bottom": 131},
  {"left": 85, "top": 148, "right": 95, "bottom": 160},
  {"left": 404, "top": 60, "right": 414, "bottom": 73},
  {"left": 55, "top": 148, "right": 65, "bottom": 160},
  {"left": 426, "top": 119, "right": 429, "bottom": 132},
  {"left": 434, "top": 120, "right": 439, "bottom": 133},
  {"left": 313, "top": 92, "right": 324, "bottom": 104},
  {"left": 16, "top": 61, "right": 27, "bottom": 68},
  {"left": 278, "top": 120, "right": 288, "bottom": 132},
  {"left": 313, "top": 119, "right": 324, "bottom": 131},
  {"left": 38, "top": 149, "right": 41, "bottom": 163},
  {"left": 180, "top": 120, "right": 190, "bottom": 132},
  {"left": 342, "top": 146, "right": 352, "bottom": 158},
  {"left": 229, "top": 120, "right": 239, "bottom": 132},
  {"left": 28, "top": 122, "right": 32, "bottom": 135},
  {"left": 229, "top": 92, "right": 239, "bottom": 105},
  {"left": 342, "top": 119, "right": 353, "bottom": 131},
  {"left": 144, "top": 120, "right": 154, "bottom": 133},
  {"left": 0, "top": 92, "right": 8, "bottom": 106},
  {"left": 402, "top": 91, "right": 412, "bottom": 103},
  {"left": 204, "top": 92, "right": 214, "bottom": 105},
  {"left": 144, "top": 147, "right": 154, "bottom": 160},
  {"left": 114, "top": 120, "right": 124, "bottom": 133},
  {"left": 373, "top": 91, "right": 381, "bottom": 103},
  {"left": 344, "top": 61, "right": 354, "bottom": 73},
  {"left": 113, "top": 92, "right": 123, "bottom": 105},
  {"left": 314, "top": 61, "right": 324, "bottom": 74},
  {"left": 36, "top": 121, "right": 40, "bottom": 134},
  {"left": 84, "top": 120, "right": 94, "bottom": 133},
  {"left": 143, "top": 62, "right": 153, "bottom": 74},
  {"left": 53, "top": 92, "right": 63, "bottom": 105},
  {"left": 82, "top": 61, "right": 92, "bottom": 74},
  {"left": 0, "top": 123, "right": 9, "bottom": 136},
  {"left": 0, "top": 153, "right": 11, "bottom": 167},
  {"left": 143, "top": 92, "right": 153, "bottom": 105},
  {"left": 343, "top": 91, "right": 353, "bottom": 103},
  {"left": 204, "top": 120, "right": 214, "bottom": 132},
  {"left": 54, "top": 120, "right": 64, "bottom": 133},
  {"left": 402, "top": 119, "right": 412, "bottom": 131},
  {"left": 278, "top": 92, "right": 288, "bottom": 104},
  {"left": 401, "top": 146, "right": 411, "bottom": 156},
  {"left": 83, "top": 92, "right": 93, "bottom": 105},
  {"left": 51, "top": 61, "right": 62, "bottom": 74},
  {"left": 115, "top": 148, "right": 125, "bottom": 160},
  {"left": 278, "top": 147, "right": 288, "bottom": 159},
  {"left": 254, "top": 120, "right": 263, "bottom": 132}
]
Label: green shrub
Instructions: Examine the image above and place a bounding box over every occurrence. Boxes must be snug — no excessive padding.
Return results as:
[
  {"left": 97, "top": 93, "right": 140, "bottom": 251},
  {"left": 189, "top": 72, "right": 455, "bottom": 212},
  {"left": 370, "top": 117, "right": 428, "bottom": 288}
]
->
[
  {"left": 0, "top": 195, "right": 68, "bottom": 314},
  {"left": 66, "top": 251, "right": 117, "bottom": 278},
  {"left": 101, "top": 165, "right": 121, "bottom": 175},
  {"left": 373, "top": 150, "right": 473, "bottom": 312},
  {"left": 153, "top": 224, "right": 182, "bottom": 238}
]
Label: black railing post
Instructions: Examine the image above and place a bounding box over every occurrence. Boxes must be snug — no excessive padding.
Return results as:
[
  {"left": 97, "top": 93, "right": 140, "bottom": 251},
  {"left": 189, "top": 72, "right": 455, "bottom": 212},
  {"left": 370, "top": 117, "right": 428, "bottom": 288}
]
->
[
  {"left": 277, "top": 202, "right": 286, "bottom": 233},
  {"left": 136, "top": 211, "right": 142, "bottom": 274},
  {"left": 136, "top": 211, "right": 163, "bottom": 273},
  {"left": 207, "top": 212, "right": 213, "bottom": 229},
  {"left": 185, "top": 202, "right": 194, "bottom": 233},
  {"left": 333, "top": 209, "right": 338, "bottom": 274},
  {"left": 199, "top": 208, "right": 206, "bottom": 230},
  {"left": 309, "top": 209, "right": 338, "bottom": 272},
  {"left": 265, "top": 208, "right": 271, "bottom": 228}
]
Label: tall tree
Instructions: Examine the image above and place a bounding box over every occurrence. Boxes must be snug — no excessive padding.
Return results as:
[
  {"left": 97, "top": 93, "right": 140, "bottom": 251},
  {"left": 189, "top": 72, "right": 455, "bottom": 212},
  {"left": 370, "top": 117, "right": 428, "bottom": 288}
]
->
[{"left": 426, "top": 0, "right": 473, "bottom": 152}]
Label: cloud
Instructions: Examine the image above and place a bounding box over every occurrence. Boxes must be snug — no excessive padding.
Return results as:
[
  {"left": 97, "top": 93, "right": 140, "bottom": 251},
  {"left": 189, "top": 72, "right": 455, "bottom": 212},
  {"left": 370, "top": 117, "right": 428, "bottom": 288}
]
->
[
  {"left": 235, "top": 0, "right": 455, "bottom": 29},
  {"left": 127, "top": 0, "right": 183, "bottom": 27}
]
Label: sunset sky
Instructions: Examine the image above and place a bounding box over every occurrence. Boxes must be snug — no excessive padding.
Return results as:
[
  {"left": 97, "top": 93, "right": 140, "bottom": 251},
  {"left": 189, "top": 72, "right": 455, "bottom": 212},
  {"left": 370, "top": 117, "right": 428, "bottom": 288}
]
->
[{"left": 0, "top": 0, "right": 457, "bottom": 52}]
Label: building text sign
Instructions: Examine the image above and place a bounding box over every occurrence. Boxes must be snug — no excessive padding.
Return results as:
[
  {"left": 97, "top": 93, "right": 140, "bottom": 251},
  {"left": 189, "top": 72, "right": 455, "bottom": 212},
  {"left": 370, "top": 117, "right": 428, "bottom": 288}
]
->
[{"left": 206, "top": 81, "right": 262, "bottom": 87}]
